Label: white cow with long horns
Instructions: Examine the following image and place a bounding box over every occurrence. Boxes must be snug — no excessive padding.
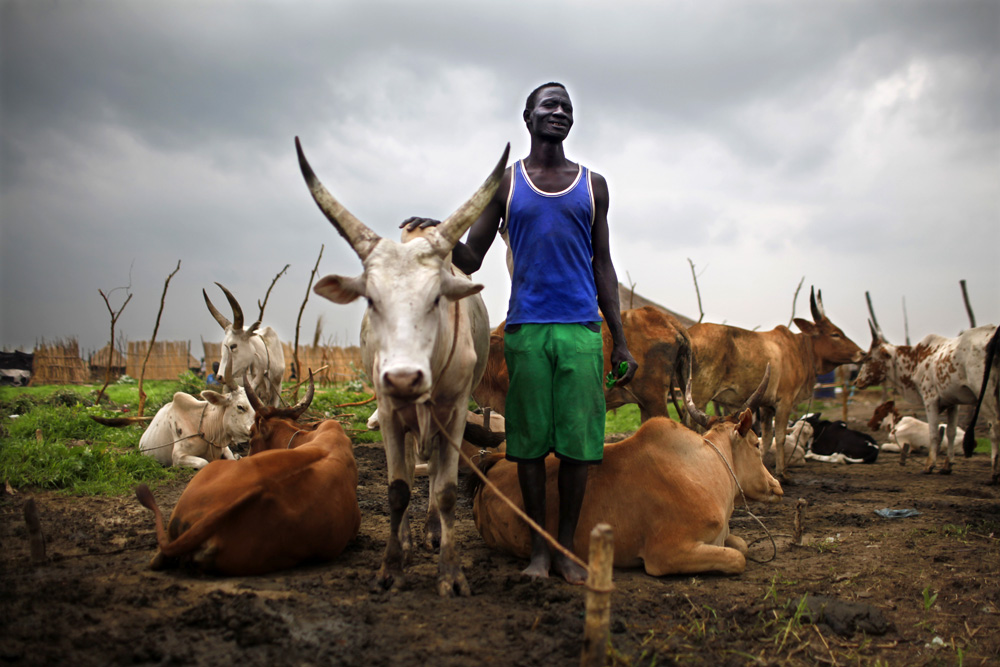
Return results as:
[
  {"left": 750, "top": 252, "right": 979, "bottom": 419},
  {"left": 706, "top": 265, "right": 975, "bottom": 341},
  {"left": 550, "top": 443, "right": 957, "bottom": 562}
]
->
[
  {"left": 204, "top": 282, "right": 285, "bottom": 408},
  {"left": 296, "top": 137, "right": 508, "bottom": 596}
]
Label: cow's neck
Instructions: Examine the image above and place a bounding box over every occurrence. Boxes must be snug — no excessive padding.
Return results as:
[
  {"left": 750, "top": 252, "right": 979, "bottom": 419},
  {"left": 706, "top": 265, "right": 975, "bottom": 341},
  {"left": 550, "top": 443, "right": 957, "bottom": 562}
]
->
[{"left": 792, "top": 333, "right": 821, "bottom": 380}]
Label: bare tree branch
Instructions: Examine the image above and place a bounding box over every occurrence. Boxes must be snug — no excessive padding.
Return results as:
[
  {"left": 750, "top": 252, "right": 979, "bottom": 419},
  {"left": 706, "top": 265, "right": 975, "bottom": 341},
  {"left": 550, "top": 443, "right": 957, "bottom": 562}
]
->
[
  {"left": 687, "top": 258, "right": 705, "bottom": 323},
  {"left": 294, "top": 245, "right": 324, "bottom": 399},
  {"left": 960, "top": 279, "right": 976, "bottom": 329},
  {"left": 257, "top": 264, "right": 290, "bottom": 322},
  {"left": 95, "top": 285, "right": 133, "bottom": 404},
  {"left": 902, "top": 296, "right": 911, "bottom": 345},
  {"left": 138, "top": 260, "right": 181, "bottom": 416},
  {"left": 788, "top": 276, "right": 805, "bottom": 327}
]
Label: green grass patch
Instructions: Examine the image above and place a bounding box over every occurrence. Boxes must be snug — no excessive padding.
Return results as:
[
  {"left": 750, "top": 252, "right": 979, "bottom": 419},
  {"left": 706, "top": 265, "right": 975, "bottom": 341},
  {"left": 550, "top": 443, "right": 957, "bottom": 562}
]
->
[{"left": 0, "top": 377, "right": 380, "bottom": 495}]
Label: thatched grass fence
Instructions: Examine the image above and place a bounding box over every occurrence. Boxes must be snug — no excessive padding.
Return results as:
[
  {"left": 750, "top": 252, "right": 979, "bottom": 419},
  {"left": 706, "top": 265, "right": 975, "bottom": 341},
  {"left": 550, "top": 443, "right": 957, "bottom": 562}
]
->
[
  {"left": 126, "top": 341, "right": 197, "bottom": 380},
  {"left": 30, "top": 339, "right": 90, "bottom": 385},
  {"left": 201, "top": 341, "right": 362, "bottom": 386}
]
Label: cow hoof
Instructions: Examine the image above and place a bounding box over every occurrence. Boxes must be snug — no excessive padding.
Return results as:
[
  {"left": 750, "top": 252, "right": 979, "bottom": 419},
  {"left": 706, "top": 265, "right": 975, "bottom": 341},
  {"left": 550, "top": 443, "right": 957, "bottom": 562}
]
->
[
  {"left": 921, "top": 465, "right": 934, "bottom": 475},
  {"left": 373, "top": 568, "right": 407, "bottom": 593},
  {"left": 437, "top": 572, "right": 471, "bottom": 597},
  {"left": 778, "top": 472, "right": 795, "bottom": 486},
  {"left": 939, "top": 465, "right": 952, "bottom": 475}
]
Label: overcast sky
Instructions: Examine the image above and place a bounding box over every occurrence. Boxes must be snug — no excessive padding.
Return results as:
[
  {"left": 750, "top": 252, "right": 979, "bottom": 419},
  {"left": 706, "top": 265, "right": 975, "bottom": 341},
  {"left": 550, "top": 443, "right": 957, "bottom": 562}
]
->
[{"left": 2, "top": 0, "right": 998, "bottom": 363}]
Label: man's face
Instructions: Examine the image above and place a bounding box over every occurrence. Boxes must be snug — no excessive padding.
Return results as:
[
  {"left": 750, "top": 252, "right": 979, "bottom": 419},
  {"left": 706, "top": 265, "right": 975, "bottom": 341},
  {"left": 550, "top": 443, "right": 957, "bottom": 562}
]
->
[{"left": 525, "top": 86, "right": 573, "bottom": 140}]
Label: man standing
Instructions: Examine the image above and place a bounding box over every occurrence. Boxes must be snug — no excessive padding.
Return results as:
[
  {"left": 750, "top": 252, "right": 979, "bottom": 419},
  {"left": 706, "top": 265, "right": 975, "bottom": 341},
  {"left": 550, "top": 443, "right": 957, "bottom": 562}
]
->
[{"left": 403, "top": 82, "right": 636, "bottom": 584}]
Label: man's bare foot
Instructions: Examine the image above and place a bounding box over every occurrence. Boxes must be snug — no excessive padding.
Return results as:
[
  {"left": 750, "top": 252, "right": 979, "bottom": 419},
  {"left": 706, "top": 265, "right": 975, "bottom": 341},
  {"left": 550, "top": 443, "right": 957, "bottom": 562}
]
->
[
  {"left": 552, "top": 553, "right": 588, "bottom": 585},
  {"left": 521, "top": 552, "right": 551, "bottom": 579}
]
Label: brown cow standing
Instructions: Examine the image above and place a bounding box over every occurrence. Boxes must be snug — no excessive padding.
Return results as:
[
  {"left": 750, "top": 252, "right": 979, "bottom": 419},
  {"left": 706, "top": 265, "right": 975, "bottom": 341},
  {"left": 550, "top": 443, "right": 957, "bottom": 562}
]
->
[
  {"left": 135, "top": 378, "right": 360, "bottom": 575},
  {"left": 686, "top": 288, "right": 863, "bottom": 480},
  {"left": 473, "top": 306, "right": 692, "bottom": 422},
  {"left": 472, "top": 368, "right": 783, "bottom": 576}
]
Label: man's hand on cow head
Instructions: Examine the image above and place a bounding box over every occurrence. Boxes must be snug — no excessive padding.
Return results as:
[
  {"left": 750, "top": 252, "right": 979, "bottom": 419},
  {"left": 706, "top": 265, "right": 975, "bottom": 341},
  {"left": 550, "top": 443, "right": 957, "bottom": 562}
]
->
[{"left": 400, "top": 217, "right": 442, "bottom": 232}]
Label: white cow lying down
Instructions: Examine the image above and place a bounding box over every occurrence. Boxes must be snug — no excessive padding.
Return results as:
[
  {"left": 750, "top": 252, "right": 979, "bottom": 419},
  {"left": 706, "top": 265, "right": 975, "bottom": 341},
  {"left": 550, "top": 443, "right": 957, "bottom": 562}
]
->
[
  {"left": 869, "top": 401, "right": 966, "bottom": 458},
  {"left": 767, "top": 420, "right": 813, "bottom": 466},
  {"left": 139, "top": 388, "right": 254, "bottom": 469}
]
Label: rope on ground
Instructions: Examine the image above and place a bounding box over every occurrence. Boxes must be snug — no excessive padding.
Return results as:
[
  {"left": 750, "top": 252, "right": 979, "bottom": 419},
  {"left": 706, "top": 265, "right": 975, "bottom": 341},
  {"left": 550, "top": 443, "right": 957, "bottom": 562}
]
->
[
  {"left": 427, "top": 410, "right": 596, "bottom": 586},
  {"left": 700, "top": 435, "right": 778, "bottom": 564}
]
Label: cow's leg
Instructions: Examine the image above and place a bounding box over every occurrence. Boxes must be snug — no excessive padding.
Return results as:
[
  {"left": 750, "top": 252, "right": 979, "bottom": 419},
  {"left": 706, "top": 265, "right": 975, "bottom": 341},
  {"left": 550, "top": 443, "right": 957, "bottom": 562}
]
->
[
  {"left": 172, "top": 451, "right": 210, "bottom": 469},
  {"left": 644, "top": 541, "right": 747, "bottom": 576},
  {"left": 762, "top": 406, "right": 786, "bottom": 481},
  {"left": 724, "top": 534, "right": 749, "bottom": 555},
  {"left": 431, "top": 415, "right": 469, "bottom": 597},
  {"left": 923, "top": 403, "right": 941, "bottom": 474},
  {"left": 940, "top": 407, "right": 958, "bottom": 474},
  {"left": 376, "top": 425, "right": 414, "bottom": 591},
  {"left": 423, "top": 444, "right": 442, "bottom": 551}
]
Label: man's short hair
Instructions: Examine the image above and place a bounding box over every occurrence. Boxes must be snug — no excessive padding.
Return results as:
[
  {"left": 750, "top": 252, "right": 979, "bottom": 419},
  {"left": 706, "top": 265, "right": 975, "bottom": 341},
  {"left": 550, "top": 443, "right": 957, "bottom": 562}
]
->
[{"left": 525, "top": 82, "right": 567, "bottom": 113}]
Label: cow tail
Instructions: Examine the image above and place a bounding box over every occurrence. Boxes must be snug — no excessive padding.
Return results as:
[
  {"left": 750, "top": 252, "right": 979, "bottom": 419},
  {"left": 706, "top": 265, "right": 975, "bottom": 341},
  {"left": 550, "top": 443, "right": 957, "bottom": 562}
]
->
[
  {"left": 963, "top": 325, "right": 1000, "bottom": 458},
  {"left": 463, "top": 452, "right": 506, "bottom": 499},
  {"left": 148, "top": 484, "right": 265, "bottom": 558},
  {"left": 671, "top": 333, "right": 694, "bottom": 423},
  {"left": 135, "top": 484, "right": 170, "bottom": 549}
]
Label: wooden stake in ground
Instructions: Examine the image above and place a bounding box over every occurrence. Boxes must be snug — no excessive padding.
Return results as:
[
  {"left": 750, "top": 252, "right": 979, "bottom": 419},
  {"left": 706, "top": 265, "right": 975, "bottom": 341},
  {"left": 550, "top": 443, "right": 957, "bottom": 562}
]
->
[
  {"left": 138, "top": 260, "right": 181, "bottom": 416},
  {"left": 23, "top": 498, "right": 46, "bottom": 564},
  {"left": 580, "top": 523, "right": 614, "bottom": 667},
  {"left": 793, "top": 498, "right": 808, "bottom": 546}
]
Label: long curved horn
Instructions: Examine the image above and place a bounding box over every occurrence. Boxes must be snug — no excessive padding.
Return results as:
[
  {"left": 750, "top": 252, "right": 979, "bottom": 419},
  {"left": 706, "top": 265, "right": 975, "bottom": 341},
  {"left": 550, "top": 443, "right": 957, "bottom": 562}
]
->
[
  {"left": 741, "top": 364, "right": 771, "bottom": 413},
  {"left": 289, "top": 371, "right": 315, "bottom": 420},
  {"left": 215, "top": 282, "right": 245, "bottom": 331},
  {"left": 809, "top": 287, "right": 826, "bottom": 322},
  {"left": 427, "top": 144, "right": 510, "bottom": 255},
  {"left": 296, "top": 137, "right": 382, "bottom": 261},
  {"left": 243, "top": 370, "right": 265, "bottom": 413},
  {"left": 203, "top": 289, "right": 231, "bottom": 330},
  {"left": 684, "top": 378, "right": 711, "bottom": 429},
  {"left": 868, "top": 319, "right": 883, "bottom": 345},
  {"left": 223, "top": 356, "right": 239, "bottom": 393}
]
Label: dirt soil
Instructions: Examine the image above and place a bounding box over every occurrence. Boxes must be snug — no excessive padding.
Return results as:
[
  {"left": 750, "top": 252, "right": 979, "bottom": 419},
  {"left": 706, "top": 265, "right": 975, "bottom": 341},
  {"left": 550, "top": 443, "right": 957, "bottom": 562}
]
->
[{"left": 2, "top": 390, "right": 999, "bottom": 666}]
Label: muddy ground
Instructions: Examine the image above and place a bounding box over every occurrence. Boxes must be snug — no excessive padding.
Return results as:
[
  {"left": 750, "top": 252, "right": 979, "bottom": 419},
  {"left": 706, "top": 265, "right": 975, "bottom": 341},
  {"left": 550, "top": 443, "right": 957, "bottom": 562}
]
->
[{"left": 2, "top": 391, "right": 999, "bottom": 666}]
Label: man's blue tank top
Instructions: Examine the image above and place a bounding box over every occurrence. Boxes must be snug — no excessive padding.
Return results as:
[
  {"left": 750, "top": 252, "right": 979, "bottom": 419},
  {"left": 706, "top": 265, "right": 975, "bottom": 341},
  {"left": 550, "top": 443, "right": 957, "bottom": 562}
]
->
[{"left": 503, "top": 159, "right": 600, "bottom": 325}]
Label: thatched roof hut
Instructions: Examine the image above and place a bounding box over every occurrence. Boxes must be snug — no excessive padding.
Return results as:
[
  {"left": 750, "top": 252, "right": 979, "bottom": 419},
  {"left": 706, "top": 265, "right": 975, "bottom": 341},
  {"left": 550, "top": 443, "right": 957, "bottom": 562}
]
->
[{"left": 89, "top": 345, "right": 127, "bottom": 382}]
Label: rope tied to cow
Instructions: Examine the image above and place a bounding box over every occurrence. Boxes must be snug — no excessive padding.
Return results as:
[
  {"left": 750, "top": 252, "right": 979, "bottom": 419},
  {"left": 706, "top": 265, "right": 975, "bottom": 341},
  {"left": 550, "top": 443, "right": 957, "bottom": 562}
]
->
[
  {"left": 135, "top": 405, "right": 229, "bottom": 458},
  {"left": 699, "top": 435, "right": 778, "bottom": 564},
  {"left": 427, "top": 409, "right": 604, "bottom": 593}
]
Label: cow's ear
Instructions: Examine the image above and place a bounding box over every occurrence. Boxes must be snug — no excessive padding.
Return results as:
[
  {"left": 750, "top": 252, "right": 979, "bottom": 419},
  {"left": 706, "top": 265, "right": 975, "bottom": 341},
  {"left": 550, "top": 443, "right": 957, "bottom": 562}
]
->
[
  {"left": 441, "top": 273, "right": 484, "bottom": 301},
  {"left": 736, "top": 409, "right": 754, "bottom": 437},
  {"left": 793, "top": 318, "right": 817, "bottom": 335},
  {"left": 314, "top": 274, "right": 366, "bottom": 304},
  {"left": 201, "top": 390, "right": 226, "bottom": 405}
]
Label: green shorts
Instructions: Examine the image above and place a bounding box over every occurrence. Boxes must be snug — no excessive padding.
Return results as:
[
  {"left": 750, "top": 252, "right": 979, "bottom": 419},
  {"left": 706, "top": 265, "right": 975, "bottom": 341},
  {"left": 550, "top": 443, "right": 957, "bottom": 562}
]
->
[{"left": 503, "top": 323, "right": 606, "bottom": 464}]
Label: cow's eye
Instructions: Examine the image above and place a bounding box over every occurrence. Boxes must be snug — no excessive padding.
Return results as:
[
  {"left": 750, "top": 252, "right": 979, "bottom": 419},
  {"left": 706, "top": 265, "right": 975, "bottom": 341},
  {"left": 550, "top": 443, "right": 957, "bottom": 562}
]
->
[
  {"left": 237, "top": 406, "right": 246, "bottom": 413},
  {"left": 229, "top": 344, "right": 237, "bottom": 351},
  {"left": 433, "top": 295, "right": 441, "bottom": 308}
]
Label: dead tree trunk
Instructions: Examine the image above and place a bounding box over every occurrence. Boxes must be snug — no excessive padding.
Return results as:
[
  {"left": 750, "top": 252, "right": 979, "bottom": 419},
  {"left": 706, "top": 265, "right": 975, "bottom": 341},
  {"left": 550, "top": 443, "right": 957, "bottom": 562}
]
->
[
  {"left": 96, "top": 285, "right": 133, "bottom": 404},
  {"left": 138, "top": 261, "right": 181, "bottom": 416},
  {"left": 294, "top": 245, "right": 324, "bottom": 400}
]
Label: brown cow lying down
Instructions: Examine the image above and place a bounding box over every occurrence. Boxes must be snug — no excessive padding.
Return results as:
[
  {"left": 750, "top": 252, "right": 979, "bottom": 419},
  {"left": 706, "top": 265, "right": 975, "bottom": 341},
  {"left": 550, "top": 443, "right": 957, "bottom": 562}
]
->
[
  {"left": 135, "top": 377, "right": 360, "bottom": 575},
  {"left": 472, "top": 368, "right": 783, "bottom": 576}
]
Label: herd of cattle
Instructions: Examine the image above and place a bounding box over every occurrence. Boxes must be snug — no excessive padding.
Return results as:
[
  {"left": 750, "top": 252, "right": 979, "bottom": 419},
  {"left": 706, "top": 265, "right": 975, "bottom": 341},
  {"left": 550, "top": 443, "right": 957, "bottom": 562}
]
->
[{"left": 130, "top": 141, "right": 999, "bottom": 595}]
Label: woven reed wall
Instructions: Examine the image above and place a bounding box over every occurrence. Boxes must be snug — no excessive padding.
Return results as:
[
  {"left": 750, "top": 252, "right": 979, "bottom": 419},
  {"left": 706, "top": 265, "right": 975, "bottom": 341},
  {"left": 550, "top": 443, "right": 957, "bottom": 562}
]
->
[
  {"left": 30, "top": 339, "right": 89, "bottom": 385},
  {"left": 127, "top": 341, "right": 192, "bottom": 380},
  {"left": 201, "top": 341, "right": 361, "bottom": 386},
  {"left": 89, "top": 345, "right": 127, "bottom": 382}
]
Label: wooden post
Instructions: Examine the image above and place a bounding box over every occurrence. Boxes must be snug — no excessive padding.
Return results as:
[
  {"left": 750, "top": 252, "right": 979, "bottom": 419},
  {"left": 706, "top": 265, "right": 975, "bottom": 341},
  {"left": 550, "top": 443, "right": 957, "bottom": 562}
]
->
[
  {"left": 793, "top": 498, "right": 807, "bottom": 546},
  {"left": 24, "top": 498, "right": 46, "bottom": 564},
  {"left": 581, "top": 523, "right": 614, "bottom": 667}
]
